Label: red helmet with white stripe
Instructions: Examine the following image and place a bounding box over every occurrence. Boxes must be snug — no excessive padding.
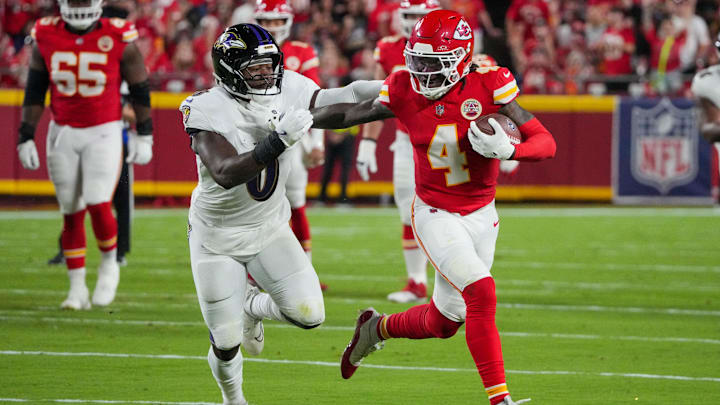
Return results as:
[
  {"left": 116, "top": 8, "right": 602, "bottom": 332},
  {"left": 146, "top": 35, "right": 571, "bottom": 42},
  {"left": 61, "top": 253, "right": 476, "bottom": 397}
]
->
[
  {"left": 398, "top": 0, "right": 441, "bottom": 38},
  {"left": 403, "top": 10, "right": 474, "bottom": 100},
  {"left": 254, "top": 0, "right": 293, "bottom": 45}
]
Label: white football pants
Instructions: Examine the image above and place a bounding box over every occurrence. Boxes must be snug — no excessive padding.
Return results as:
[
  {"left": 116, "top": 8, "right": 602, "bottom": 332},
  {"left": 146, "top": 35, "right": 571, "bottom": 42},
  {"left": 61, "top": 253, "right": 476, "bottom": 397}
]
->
[
  {"left": 46, "top": 120, "right": 123, "bottom": 214},
  {"left": 391, "top": 130, "right": 415, "bottom": 225},
  {"left": 285, "top": 144, "right": 307, "bottom": 209},
  {"left": 188, "top": 213, "right": 324, "bottom": 350},
  {"left": 411, "top": 196, "right": 499, "bottom": 323}
]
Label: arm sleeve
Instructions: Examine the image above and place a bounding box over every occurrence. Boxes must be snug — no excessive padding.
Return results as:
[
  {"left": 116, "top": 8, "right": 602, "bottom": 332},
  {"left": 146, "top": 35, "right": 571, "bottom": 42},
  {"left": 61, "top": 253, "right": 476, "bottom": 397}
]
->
[
  {"left": 313, "top": 80, "right": 384, "bottom": 107},
  {"left": 513, "top": 117, "right": 556, "bottom": 161}
]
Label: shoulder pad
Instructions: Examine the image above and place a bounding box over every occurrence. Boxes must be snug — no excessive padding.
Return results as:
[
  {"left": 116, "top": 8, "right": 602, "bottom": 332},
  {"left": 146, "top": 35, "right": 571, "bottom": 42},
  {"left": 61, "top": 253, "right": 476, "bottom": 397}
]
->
[
  {"left": 289, "top": 41, "right": 309, "bottom": 48},
  {"left": 31, "top": 16, "right": 62, "bottom": 40},
  {"left": 380, "top": 35, "right": 403, "bottom": 44},
  {"left": 104, "top": 18, "right": 139, "bottom": 42}
]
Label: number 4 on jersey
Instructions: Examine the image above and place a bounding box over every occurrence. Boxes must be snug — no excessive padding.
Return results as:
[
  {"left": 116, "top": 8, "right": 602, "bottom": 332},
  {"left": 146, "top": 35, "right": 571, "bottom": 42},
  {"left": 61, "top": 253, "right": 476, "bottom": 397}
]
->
[{"left": 427, "top": 124, "right": 470, "bottom": 186}]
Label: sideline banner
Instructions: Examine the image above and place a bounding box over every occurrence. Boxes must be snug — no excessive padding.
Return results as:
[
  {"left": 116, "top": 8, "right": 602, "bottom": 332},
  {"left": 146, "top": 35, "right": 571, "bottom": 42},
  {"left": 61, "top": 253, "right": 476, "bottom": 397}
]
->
[{"left": 613, "top": 97, "right": 714, "bottom": 204}]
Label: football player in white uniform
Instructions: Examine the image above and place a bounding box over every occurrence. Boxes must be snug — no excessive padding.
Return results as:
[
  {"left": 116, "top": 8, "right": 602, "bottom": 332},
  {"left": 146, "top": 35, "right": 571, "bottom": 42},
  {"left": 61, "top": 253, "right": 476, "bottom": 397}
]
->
[
  {"left": 179, "top": 24, "right": 381, "bottom": 405},
  {"left": 690, "top": 33, "right": 720, "bottom": 185}
]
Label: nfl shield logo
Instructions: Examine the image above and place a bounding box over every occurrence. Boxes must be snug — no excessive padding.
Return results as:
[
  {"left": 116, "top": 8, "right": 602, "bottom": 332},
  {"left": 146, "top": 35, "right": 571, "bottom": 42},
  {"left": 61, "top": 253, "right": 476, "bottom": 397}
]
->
[
  {"left": 630, "top": 98, "right": 699, "bottom": 194},
  {"left": 435, "top": 104, "right": 444, "bottom": 117}
]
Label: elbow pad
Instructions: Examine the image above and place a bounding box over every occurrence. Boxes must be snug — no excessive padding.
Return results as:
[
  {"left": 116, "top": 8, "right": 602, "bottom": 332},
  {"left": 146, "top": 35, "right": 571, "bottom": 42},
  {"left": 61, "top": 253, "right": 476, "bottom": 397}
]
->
[
  {"left": 23, "top": 69, "right": 49, "bottom": 106},
  {"left": 313, "top": 80, "right": 384, "bottom": 108},
  {"left": 128, "top": 81, "right": 151, "bottom": 107}
]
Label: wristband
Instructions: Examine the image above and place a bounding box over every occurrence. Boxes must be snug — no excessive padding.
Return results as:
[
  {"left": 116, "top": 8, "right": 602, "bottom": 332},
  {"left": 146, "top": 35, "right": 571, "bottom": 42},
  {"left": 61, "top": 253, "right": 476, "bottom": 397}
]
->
[
  {"left": 18, "top": 122, "right": 36, "bottom": 145},
  {"left": 136, "top": 119, "right": 153, "bottom": 135},
  {"left": 252, "top": 131, "right": 287, "bottom": 166}
]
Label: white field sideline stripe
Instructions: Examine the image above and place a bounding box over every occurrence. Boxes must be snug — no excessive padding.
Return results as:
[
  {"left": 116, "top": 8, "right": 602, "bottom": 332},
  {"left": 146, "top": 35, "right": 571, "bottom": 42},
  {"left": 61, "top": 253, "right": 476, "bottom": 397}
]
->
[
  {"left": 2, "top": 314, "right": 719, "bottom": 345},
  {"left": 0, "top": 399, "right": 218, "bottom": 405},
  {"left": 3, "top": 289, "right": 720, "bottom": 317},
  {"left": 2, "top": 207, "right": 720, "bottom": 220},
  {"left": 2, "top": 350, "right": 719, "bottom": 383}
]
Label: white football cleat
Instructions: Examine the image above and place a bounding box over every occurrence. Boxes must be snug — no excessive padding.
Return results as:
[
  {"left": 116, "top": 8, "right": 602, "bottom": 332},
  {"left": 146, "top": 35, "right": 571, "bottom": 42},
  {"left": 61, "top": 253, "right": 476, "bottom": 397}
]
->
[
  {"left": 340, "top": 307, "right": 385, "bottom": 379},
  {"left": 387, "top": 279, "right": 427, "bottom": 303},
  {"left": 92, "top": 261, "right": 120, "bottom": 306},
  {"left": 61, "top": 286, "right": 91, "bottom": 310},
  {"left": 242, "top": 286, "right": 264, "bottom": 356},
  {"left": 500, "top": 396, "right": 531, "bottom": 404}
]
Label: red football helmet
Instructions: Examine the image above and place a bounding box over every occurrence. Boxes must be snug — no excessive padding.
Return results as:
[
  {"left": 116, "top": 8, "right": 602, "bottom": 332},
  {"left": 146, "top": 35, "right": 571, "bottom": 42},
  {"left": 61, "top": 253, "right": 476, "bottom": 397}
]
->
[
  {"left": 254, "top": 0, "right": 294, "bottom": 45},
  {"left": 403, "top": 10, "right": 474, "bottom": 100},
  {"left": 398, "top": 0, "right": 441, "bottom": 38}
]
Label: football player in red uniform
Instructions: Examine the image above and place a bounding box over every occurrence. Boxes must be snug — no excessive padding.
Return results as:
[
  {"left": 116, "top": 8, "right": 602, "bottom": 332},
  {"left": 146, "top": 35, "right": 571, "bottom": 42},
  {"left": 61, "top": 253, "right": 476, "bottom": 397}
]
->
[
  {"left": 312, "top": 10, "right": 555, "bottom": 405},
  {"left": 15, "top": 0, "right": 153, "bottom": 310},
  {"left": 254, "top": 0, "right": 326, "bottom": 287},
  {"left": 359, "top": 0, "right": 441, "bottom": 304}
]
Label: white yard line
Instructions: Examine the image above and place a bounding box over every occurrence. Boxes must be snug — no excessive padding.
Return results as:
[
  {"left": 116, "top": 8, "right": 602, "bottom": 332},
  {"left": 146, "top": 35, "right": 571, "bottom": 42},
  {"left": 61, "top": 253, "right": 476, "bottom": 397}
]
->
[
  {"left": 0, "top": 399, "right": 219, "bottom": 404},
  {"left": 2, "top": 207, "right": 720, "bottom": 221},
  {"left": 2, "top": 287, "right": 719, "bottom": 316},
  {"left": 2, "top": 314, "right": 719, "bottom": 345},
  {"left": 1, "top": 350, "right": 718, "bottom": 383}
]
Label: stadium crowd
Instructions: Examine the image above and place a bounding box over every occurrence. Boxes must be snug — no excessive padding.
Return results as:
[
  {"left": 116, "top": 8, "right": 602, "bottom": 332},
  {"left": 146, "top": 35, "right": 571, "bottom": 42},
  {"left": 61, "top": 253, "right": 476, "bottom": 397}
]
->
[{"left": 1, "top": 0, "right": 719, "bottom": 96}]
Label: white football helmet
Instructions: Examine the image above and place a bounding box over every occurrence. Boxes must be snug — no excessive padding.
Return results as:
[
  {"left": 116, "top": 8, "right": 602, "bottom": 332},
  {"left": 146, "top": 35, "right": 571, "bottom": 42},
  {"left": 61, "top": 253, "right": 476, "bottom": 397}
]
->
[
  {"left": 58, "top": 0, "right": 104, "bottom": 30},
  {"left": 398, "top": 0, "right": 440, "bottom": 38},
  {"left": 254, "top": 0, "right": 293, "bottom": 45}
]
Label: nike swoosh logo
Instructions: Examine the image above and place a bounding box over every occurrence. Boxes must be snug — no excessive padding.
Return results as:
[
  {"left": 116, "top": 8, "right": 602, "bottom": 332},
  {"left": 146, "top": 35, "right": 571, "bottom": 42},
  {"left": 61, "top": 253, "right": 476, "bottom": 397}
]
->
[
  {"left": 503, "top": 71, "right": 511, "bottom": 78},
  {"left": 493, "top": 220, "right": 499, "bottom": 227}
]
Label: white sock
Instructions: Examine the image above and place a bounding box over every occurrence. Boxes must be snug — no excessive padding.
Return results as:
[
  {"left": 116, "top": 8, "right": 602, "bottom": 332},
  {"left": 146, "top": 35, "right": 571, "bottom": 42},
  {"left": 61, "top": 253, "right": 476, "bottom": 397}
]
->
[
  {"left": 100, "top": 248, "right": 116, "bottom": 267},
  {"left": 67, "top": 268, "right": 87, "bottom": 290},
  {"left": 207, "top": 346, "right": 246, "bottom": 405},
  {"left": 247, "top": 291, "right": 285, "bottom": 322},
  {"left": 403, "top": 248, "right": 428, "bottom": 285}
]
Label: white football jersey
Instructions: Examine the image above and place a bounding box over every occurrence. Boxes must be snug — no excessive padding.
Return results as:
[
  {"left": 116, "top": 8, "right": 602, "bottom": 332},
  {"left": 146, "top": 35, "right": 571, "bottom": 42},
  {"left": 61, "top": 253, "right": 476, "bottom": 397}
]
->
[
  {"left": 691, "top": 65, "right": 720, "bottom": 107},
  {"left": 180, "top": 70, "right": 320, "bottom": 229}
]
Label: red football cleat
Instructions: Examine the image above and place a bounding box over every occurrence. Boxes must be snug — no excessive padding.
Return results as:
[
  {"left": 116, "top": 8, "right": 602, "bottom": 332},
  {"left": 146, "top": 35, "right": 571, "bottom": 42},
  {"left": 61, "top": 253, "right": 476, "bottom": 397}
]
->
[{"left": 340, "top": 308, "right": 385, "bottom": 379}]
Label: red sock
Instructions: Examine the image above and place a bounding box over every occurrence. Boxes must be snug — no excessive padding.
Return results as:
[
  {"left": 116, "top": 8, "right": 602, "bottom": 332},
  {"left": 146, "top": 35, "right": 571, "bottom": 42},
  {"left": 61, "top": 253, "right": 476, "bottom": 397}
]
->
[
  {"left": 462, "top": 277, "right": 508, "bottom": 405},
  {"left": 87, "top": 202, "right": 117, "bottom": 252},
  {"left": 62, "top": 209, "right": 87, "bottom": 269},
  {"left": 380, "top": 300, "right": 462, "bottom": 340},
  {"left": 290, "top": 206, "right": 311, "bottom": 252},
  {"left": 401, "top": 224, "right": 417, "bottom": 249}
]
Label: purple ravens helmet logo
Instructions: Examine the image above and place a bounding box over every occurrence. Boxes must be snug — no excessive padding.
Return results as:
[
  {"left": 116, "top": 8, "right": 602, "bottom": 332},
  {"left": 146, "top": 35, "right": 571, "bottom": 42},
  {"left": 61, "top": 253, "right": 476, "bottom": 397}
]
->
[{"left": 214, "top": 31, "right": 247, "bottom": 52}]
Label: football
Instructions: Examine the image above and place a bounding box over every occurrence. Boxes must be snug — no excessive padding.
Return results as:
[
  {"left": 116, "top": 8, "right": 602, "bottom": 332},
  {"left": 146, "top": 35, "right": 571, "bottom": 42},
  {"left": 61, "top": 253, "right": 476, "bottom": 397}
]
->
[{"left": 474, "top": 113, "right": 522, "bottom": 145}]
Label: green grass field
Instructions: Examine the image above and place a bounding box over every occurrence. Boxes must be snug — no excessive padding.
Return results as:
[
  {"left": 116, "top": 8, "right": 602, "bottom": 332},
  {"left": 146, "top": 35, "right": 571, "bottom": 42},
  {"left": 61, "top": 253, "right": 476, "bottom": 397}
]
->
[{"left": 1, "top": 206, "right": 719, "bottom": 404}]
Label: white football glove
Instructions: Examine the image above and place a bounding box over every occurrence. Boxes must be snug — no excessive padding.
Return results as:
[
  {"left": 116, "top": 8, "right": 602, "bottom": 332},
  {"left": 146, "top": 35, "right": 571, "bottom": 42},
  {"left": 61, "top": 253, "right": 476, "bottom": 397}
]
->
[
  {"left": 273, "top": 107, "right": 313, "bottom": 147},
  {"left": 499, "top": 159, "right": 520, "bottom": 174},
  {"left": 356, "top": 138, "right": 378, "bottom": 181},
  {"left": 17, "top": 140, "right": 40, "bottom": 170},
  {"left": 468, "top": 119, "right": 516, "bottom": 160},
  {"left": 126, "top": 133, "right": 153, "bottom": 165}
]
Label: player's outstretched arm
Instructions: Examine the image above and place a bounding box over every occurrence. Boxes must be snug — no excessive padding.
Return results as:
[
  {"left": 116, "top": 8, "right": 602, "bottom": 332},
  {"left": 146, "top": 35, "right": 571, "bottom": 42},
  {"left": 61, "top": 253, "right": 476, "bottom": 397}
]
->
[
  {"left": 697, "top": 97, "right": 720, "bottom": 143},
  {"left": 311, "top": 97, "right": 394, "bottom": 130},
  {"left": 498, "top": 100, "right": 557, "bottom": 161},
  {"left": 17, "top": 45, "right": 49, "bottom": 170}
]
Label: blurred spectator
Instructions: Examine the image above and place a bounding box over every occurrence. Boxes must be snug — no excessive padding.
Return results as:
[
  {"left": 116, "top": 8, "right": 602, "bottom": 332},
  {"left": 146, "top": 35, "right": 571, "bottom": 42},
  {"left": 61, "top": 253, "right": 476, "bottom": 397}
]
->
[
  {"left": 597, "top": 7, "right": 636, "bottom": 92},
  {"left": 2, "top": 0, "right": 718, "bottom": 96},
  {"left": 643, "top": 4, "right": 688, "bottom": 95},
  {"left": 667, "top": 0, "right": 712, "bottom": 71}
]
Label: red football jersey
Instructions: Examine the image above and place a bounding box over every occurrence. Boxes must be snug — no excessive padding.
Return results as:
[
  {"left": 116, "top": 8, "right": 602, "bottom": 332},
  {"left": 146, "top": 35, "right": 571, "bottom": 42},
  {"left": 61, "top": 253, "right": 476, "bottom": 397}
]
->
[
  {"left": 282, "top": 40, "right": 320, "bottom": 85},
  {"left": 374, "top": 35, "right": 409, "bottom": 134},
  {"left": 379, "top": 67, "right": 520, "bottom": 214},
  {"left": 32, "top": 16, "right": 138, "bottom": 128}
]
